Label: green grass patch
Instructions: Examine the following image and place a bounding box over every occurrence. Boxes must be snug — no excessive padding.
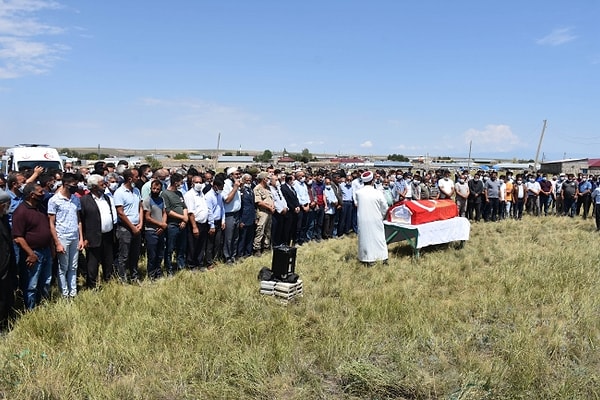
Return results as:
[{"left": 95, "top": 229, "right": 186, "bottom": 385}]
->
[{"left": 1, "top": 216, "right": 600, "bottom": 399}]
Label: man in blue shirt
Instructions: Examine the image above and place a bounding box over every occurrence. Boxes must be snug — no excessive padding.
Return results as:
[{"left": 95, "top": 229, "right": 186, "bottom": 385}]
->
[
  {"left": 113, "top": 169, "right": 143, "bottom": 283},
  {"left": 204, "top": 177, "right": 225, "bottom": 268},
  {"left": 576, "top": 175, "right": 592, "bottom": 219}
]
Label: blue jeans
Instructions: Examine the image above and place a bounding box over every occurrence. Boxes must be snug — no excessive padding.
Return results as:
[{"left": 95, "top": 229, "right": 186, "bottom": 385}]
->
[
  {"left": 165, "top": 223, "right": 187, "bottom": 273},
  {"left": 145, "top": 229, "right": 165, "bottom": 279},
  {"left": 56, "top": 237, "right": 79, "bottom": 297},
  {"left": 19, "top": 247, "right": 52, "bottom": 310},
  {"left": 339, "top": 201, "right": 354, "bottom": 235}
]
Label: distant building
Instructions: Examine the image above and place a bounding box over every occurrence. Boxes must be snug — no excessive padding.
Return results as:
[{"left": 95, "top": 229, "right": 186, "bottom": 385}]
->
[
  {"left": 588, "top": 159, "right": 600, "bottom": 174},
  {"left": 218, "top": 155, "right": 254, "bottom": 164},
  {"left": 540, "top": 158, "right": 588, "bottom": 175}
]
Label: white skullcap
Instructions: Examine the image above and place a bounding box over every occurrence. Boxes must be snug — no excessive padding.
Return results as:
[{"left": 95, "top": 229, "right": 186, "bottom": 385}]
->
[{"left": 227, "top": 167, "right": 239, "bottom": 176}]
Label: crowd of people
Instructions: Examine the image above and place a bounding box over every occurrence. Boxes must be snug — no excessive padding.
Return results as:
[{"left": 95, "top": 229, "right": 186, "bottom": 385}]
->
[{"left": 1, "top": 159, "right": 598, "bottom": 329}]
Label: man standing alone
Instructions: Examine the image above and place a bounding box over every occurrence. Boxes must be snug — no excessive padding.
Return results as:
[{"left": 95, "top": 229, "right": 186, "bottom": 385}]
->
[{"left": 355, "top": 171, "right": 388, "bottom": 267}]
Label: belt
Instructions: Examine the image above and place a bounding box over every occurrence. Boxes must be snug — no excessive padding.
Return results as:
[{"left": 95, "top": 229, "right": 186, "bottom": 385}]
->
[
  {"left": 343, "top": 200, "right": 353, "bottom": 203},
  {"left": 225, "top": 211, "right": 240, "bottom": 217}
]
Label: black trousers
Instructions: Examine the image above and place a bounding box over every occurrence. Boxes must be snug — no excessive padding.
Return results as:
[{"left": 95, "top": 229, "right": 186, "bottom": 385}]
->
[
  {"left": 86, "top": 231, "right": 115, "bottom": 288},
  {"left": 187, "top": 222, "right": 209, "bottom": 268}
]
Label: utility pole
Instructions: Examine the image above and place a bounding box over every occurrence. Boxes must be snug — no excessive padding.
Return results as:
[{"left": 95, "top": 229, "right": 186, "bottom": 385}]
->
[
  {"left": 534, "top": 120, "right": 547, "bottom": 172},
  {"left": 215, "top": 132, "right": 221, "bottom": 169},
  {"left": 468, "top": 140, "right": 472, "bottom": 171}
]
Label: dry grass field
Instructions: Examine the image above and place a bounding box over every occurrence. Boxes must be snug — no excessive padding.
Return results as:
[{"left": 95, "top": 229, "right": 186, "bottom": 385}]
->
[{"left": 1, "top": 214, "right": 599, "bottom": 399}]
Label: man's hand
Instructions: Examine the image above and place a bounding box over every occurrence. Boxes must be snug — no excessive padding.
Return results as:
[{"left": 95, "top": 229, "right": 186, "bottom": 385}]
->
[{"left": 26, "top": 253, "right": 39, "bottom": 268}]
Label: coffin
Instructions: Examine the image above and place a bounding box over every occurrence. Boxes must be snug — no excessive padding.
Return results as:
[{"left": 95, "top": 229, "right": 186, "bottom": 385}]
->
[{"left": 387, "top": 199, "right": 458, "bottom": 225}]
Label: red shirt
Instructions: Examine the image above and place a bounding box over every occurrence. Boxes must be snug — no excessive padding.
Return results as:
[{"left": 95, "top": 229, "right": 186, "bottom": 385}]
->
[{"left": 11, "top": 202, "right": 52, "bottom": 250}]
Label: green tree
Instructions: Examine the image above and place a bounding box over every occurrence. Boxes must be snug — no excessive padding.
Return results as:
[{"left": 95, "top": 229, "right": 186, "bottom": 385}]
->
[
  {"left": 145, "top": 156, "right": 163, "bottom": 169},
  {"left": 174, "top": 153, "right": 189, "bottom": 160},
  {"left": 387, "top": 154, "right": 409, "bottom": 162},
  {"left": 254, "top": 149, "right": 273, "bottom": 163}
]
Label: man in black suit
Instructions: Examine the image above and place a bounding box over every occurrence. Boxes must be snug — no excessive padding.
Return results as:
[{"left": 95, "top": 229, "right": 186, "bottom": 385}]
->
[
  {"left": 280, "top": 174, "right": 300, "bottom": 246},
  {"left": 80, "top": 175, "right": 117, "bottom": 289},
  {"left": 0, "top": 190, "right": 17, "bottom": 329}
]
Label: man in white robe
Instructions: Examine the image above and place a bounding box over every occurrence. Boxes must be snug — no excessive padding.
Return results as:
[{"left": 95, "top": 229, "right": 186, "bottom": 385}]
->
[{"left": 356, "top": 170, "right": 389, "bottom": 266}]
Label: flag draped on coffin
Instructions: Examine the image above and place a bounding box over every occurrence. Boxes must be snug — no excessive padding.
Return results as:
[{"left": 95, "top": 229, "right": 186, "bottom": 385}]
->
[{"left": 387, "top": 199, "right": 458, "bottom": 225}]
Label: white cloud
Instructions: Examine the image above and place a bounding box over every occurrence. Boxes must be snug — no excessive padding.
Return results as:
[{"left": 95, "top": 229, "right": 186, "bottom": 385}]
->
[
  {"left": 360, "top": 140, "right": 373, "bottom": 148},
  {"left": 0, "top": 0, "right": 67, "bottom": 79},
  {"left": 464, "top": 124, "right": 521, "bottom": 152},
  {"left": 536, "top": 28, "right": 576, "bottom": 46}
]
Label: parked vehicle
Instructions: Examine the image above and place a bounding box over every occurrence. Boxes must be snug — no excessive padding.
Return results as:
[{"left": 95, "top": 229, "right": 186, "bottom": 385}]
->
[{"left": 1, "top": 144, "right": 64, "bottom": 175}]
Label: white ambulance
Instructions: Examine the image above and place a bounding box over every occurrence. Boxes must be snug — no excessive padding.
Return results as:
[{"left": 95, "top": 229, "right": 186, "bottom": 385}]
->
[{"left": 1, "top": 144, "right": 64, "bottom": 175}]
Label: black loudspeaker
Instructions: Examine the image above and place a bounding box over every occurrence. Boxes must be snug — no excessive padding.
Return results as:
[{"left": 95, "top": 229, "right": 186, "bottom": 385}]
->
[{"left": 271, "top": 245, "right": 296, "bottom": 279}]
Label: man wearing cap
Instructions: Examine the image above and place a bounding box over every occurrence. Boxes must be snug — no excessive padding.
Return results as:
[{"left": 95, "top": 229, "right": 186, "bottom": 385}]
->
[
  {"left": 253, "top": 171, "right": 274, "bottom": 257},
  {"left": 355, "top": 170, "right": 388, "bottom": 267},
  {"left": 222, "top": 167, "right": 242, "bottom": 264},
  {"left": 0, "top": 190, "right": 17, "bottom": 328}
]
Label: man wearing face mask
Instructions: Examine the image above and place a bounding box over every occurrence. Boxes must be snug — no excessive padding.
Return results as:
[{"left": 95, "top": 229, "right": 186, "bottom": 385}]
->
[
  {"left": 116, "top": 160, "right": 129, "bottom": 176},
  {"left": 576, "top": 175, "right": 592, "bottom": 219},
  {"left": 561, "top": 174, "right": 578, "bottom": 217},
  {"left": 37, "top": 173, "right": 56, "bottom": 214},
  {"left": 161, "top": 173, "right": 188, "bottom": 275},
  {"left": 338, "top": 174, "right": 354, "bottom": 237},
  {"left": 48, "top": 173, "right": 85, "bottom": 298},
  {"left": 438, "top": 170, "right": 455, "bottom": 200},
  {"left": 141, "top": 168, "right": 170, "bottom": 200},
  {"left": 253, "top": 172, "right": 274, "bottom": 256},
  {"left": 136, "top": 164, "right": 152, "bottom": 191},
  {"left": 221, "top": 167, "right": 242, "bottom": 264},
  {"left": 455, "top": 174, "right": 470, "bottom": 218},
  {"left": 80, "top": 175, "right": 118, "bottom": 288},
  {"left": 184, "top": 175, "right": 211, "bottom": 271},
  {"left": 6, "top": 172, "right": 25, "bottom": 228},
  {"left": 525, "top": 174, "right": 541, "bottom": 216},
  {"left": 104, "top": 173, "right": 121, "bottom": 198},
  {"left": 204, "top": 177, "right": 225, "bottom": 267},
  {"left": 114, "top": 169, "right": 144, "bottom": 284},
  {"left": 539, "top": 174, "right": 553, "bottom": 216},
  {"left": 293, "top": 170, "right": 311, "bottom": 246},
  {"left": 280, "top": 174, "right": 300, "bottom": 245},
  {"left": 237, "top": 173, "right": 256, "bottom": 258},
  {"left": 269, "top": 174, "right": 288, "bottom": 246},
  {"left": 12, "top": 183, "right": 53, "bottom": 309},
  {"left": 467, "top": 173, "right": 484, "bottom": 221},
  {"left": 0, "top": 190, "right": 17, "bottom": 329},
  {"left": 484, "top": 171, "right": 501, "bottom": 222}
]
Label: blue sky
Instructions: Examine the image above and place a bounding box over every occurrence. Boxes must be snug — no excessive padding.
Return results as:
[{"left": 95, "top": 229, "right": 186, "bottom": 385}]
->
[{"left": 0, "top": 1, "right": 598, "bottom": 161}]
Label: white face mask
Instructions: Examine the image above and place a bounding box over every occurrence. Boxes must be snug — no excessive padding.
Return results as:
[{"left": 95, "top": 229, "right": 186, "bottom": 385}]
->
[
  {"left": 307, "top": 179, "right": 313, "bottom": 185},
  {"left": 109, "top": 182, "right": 119, "bottom": 191},
  {"left": 146, "top": 172, "right": 153, "bottom": 179},
  {"left": 52, "top": 180, "right": 62, "bottom": 191},
  {"left": 194, "top": 183, "right": 204, "bottom": 192},
  {"left": 116, "top": 165, "right": 126, "bottom": 175}
]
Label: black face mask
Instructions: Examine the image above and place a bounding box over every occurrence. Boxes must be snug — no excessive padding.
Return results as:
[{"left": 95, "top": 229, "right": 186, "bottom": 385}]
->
[{"left": 68, "top": 185, "right": 78, "bottom": 195}]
